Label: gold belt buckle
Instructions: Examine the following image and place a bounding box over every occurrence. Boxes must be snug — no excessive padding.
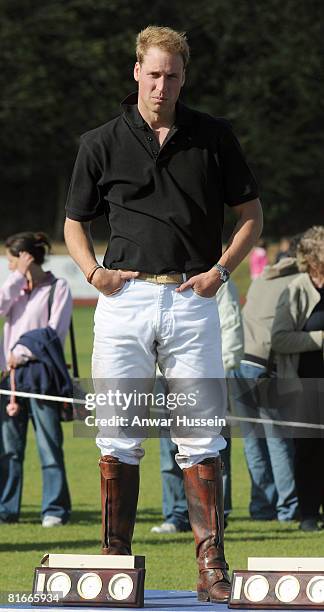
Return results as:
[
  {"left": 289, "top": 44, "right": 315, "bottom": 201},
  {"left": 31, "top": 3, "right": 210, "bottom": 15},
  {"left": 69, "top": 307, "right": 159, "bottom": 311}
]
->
[
  {"left": 156, "top": 274, "right": 182, "bottom": 284},
  {"left": 138, "top": 272, "right": 184, "bottom": 284}
]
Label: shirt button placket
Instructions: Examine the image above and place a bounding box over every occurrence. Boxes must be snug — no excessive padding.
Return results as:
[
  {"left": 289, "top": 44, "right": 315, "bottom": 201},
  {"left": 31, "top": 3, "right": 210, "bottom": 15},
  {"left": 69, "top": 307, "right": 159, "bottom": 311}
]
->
[{"left": 145, "top": 131, "right": 159, "bottom": 160}]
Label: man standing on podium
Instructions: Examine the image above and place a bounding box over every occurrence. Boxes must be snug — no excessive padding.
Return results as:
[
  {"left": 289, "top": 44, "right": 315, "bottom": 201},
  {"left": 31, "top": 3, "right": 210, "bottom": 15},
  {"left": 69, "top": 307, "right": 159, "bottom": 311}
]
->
[{"left": 64, "top": 26, "right": 263, "bottom": 603}]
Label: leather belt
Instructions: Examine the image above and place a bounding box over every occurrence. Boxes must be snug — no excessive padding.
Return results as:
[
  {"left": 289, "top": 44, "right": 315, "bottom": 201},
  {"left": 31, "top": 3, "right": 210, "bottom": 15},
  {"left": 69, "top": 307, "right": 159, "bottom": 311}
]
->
[
  {"left": 243, "top": 353, "right": 277, "bottom": 372},
  {"left": 136, "top": 272, "right": 194, "bottom": 284}
]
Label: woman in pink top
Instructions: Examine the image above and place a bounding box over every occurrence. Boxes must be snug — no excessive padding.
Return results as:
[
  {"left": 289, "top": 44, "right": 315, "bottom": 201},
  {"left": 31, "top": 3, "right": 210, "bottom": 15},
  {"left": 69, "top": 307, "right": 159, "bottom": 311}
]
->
[
  {"left": 249, "top": 238, "right": 269, "bottom": 280},
  {"left": 0, "top": 232, "right": 72, "bottom": 526}
]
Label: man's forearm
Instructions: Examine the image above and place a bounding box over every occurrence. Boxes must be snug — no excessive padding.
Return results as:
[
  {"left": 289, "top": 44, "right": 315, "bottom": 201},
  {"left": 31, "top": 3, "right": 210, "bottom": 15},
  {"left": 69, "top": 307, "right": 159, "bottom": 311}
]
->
[
  {"left": 218, "top": 198, "right": 263, "bottom": 273},
  {"left": 64, "top": 218, "right": 98, "bottom": 278}
]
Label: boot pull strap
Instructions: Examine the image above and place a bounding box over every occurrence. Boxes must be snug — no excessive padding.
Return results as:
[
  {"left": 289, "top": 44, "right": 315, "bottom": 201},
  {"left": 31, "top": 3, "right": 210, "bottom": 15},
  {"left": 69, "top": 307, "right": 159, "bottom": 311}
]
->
[{"left": 99, "top": 457, "right": 120, "bottom": 479}]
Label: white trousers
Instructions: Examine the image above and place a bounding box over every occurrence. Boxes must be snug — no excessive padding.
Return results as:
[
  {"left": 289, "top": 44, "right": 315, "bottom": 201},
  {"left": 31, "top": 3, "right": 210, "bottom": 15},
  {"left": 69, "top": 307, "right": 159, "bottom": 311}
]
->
[{"left": 92, "top": 279, "right": 227, "bottom": 469}]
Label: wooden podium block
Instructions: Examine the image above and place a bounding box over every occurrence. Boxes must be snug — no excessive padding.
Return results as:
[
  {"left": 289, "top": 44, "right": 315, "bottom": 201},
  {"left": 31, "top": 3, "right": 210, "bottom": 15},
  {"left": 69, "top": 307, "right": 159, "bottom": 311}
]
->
[
  {"left": 32, "top": 555, "right": 145, "bottom": 607},
  {"left": 229, "top": 570, "right": 324, "bottom": 609}
]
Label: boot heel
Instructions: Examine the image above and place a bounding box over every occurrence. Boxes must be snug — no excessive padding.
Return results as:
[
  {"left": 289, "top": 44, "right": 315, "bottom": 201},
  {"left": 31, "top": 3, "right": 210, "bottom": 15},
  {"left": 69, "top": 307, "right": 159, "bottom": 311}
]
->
[{"left": 197, "top": 590, "right": 209, "bottom": 602}]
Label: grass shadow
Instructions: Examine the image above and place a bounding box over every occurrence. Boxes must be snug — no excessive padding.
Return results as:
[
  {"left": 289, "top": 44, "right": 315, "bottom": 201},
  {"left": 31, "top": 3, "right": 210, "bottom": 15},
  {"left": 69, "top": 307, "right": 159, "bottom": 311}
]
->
[
  {"left": 225, "top": 533, "right": 299, "bottom": 543},
  {"left": 136, "top": 536, "right": 193, "bottom": 546},
  {"left": 0, "top": 539, "right": 100, "bottom": 553},
  {"left": 136, "top": 508, "right": 163, "bottom": 523},
  {"left": 17, "top": 509, "right": 101, "bottom": 524}
]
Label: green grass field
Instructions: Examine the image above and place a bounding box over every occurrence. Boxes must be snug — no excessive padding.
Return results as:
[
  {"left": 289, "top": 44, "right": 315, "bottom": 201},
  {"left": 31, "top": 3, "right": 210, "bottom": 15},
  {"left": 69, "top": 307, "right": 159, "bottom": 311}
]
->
[{"left": 0, "top": 301, "right": 323, "bottom": 595}]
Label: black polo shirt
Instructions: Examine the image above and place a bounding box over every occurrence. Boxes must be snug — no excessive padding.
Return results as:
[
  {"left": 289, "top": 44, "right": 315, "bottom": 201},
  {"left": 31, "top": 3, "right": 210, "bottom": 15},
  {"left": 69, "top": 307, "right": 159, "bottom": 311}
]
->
[{"left": 66, "top": 93, "right": 259, "bottom": 274}]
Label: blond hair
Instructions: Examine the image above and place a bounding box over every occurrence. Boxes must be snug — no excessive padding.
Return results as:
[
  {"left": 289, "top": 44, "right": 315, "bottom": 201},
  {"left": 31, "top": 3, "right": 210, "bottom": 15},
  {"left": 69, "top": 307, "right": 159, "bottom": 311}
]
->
[
  {"left": 136, "top": 26, "right": 190, "bottom": 67},
  {"left": 296, "top": 225, "right": 324, "bottom": 272}
]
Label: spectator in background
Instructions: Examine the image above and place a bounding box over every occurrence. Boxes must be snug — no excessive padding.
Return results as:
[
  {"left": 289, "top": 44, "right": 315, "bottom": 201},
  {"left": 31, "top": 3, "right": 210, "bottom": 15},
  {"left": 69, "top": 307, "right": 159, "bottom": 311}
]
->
[
  {"left": 272, "top": 225, "right": 324, "bottom": 531},
  {"left": 275, "top": 236, "right": 292, "bottom": 263},
  {"left": 0, "top": 232, "right": 72, "bottom": 527},
  {"left": 249, "top": 238, "right": 268, "bottom": 279},
  {"left": 234, "top": 235, "right": 301, "bottom": 521},
  {"left": 151, "top": 278, "right": 244, "bottom": 533}
]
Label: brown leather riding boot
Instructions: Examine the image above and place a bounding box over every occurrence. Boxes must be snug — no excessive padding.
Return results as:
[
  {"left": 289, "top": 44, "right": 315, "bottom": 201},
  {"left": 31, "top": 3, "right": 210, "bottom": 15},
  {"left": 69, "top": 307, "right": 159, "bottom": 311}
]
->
[
  {"left": 183, "top": 456, "right": 231, "bottom": 602},
  {"left": 99, "top": 455, "right": 139, "bottom": 555}
]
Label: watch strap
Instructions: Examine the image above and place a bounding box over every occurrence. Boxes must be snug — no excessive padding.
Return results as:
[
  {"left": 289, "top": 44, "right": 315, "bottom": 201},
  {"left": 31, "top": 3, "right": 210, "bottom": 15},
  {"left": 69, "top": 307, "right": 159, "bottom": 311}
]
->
[{"left": 213, "top": 263, "right": 230, "bottom": 282}]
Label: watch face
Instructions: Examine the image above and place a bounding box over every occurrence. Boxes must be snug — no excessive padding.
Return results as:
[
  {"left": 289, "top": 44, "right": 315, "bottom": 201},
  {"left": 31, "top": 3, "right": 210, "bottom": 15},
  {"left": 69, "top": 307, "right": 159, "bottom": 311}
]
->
[
  {"left": 306, "top": 576, "right": 324, "bottom": 603},
  {"left": 108, "top": 573, "right": 134, "bottom": 601},
  {"left": 244, "top": 575, "right": 269, "bottom": 602},
  {"left": 275, "top": 575, "right": 300, "bottom": 603},
  {"left": 77, "top": 572, "right": 102, "bottom": 599},
  {"left": 47, "top": 572, "right": 71, "bottom": 598},
  {"left": 221, "top": 270, "right": 230, "bottom": 282}
]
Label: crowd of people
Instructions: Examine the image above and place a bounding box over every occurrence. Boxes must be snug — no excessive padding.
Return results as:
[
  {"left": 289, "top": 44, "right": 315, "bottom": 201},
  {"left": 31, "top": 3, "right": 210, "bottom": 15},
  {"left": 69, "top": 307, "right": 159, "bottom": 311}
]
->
[{"left": 1, "top": 227, "right": 323, "bottom": 534}]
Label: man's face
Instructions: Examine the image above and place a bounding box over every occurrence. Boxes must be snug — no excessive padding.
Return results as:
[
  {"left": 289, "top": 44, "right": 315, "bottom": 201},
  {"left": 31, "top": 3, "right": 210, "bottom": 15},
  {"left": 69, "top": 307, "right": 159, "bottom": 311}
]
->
[{"left": 134, "top": 46, "right": 185, "bottom": 117}]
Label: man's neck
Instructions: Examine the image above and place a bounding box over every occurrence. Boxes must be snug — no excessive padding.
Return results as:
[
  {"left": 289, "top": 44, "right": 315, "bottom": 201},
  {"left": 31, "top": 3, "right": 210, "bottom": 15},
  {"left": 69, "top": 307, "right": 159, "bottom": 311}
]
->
[{"left": 137, "top": 100, "right": 175, "bottom": 130}]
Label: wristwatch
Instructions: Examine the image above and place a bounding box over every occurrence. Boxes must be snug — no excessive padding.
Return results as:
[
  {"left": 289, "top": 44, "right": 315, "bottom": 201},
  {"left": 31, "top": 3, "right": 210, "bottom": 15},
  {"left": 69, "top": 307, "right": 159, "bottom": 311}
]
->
[{"left": 213, "top": 263, "right": 230, "bottom": 283}]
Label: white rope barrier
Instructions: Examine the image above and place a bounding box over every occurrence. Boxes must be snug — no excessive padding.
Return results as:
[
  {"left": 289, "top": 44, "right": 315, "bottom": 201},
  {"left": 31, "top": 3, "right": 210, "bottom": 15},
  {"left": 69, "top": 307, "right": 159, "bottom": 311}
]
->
[
  {"left": 0, "top": 388, "right": 85, "bottom": 405},
  {"left": 226, "top": 414, "right": 324, "bottom": 430}
]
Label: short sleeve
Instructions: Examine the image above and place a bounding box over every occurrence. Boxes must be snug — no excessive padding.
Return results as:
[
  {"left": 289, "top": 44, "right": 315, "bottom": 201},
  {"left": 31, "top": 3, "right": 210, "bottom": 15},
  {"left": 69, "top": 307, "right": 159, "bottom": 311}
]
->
[
  {"left": 65, "top": 136, "right": 105, "bottom": 221},
  {"left": 218, "top": 122, "right": 259, "bottom": 207}
]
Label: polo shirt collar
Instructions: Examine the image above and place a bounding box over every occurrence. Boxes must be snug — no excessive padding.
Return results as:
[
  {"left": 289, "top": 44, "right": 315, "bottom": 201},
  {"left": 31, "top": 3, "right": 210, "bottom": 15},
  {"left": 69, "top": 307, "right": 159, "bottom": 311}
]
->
[{"left": 121, "top": 92, "right": 192, "bottom": 129}]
